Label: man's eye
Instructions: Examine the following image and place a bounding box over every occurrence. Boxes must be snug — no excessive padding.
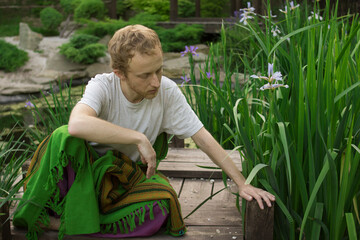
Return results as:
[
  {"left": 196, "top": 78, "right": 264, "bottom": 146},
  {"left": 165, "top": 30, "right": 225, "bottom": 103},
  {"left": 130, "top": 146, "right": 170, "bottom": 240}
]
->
[{"left": 140, "top": 74, "right": 150, "bottom": 79}]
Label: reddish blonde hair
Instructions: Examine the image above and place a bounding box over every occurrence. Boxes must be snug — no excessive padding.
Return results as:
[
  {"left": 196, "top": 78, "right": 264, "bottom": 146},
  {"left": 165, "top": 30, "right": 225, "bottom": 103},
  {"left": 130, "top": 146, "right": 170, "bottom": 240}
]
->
[{"left": 108, "top": 24, "right": 162, "bottom": 75}]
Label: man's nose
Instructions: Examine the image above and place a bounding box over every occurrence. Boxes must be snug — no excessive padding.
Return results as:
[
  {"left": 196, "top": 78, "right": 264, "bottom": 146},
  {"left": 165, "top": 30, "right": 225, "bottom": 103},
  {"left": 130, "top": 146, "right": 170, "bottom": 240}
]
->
[{"left": 150, "top": 73, "right": 160, "bottom": 87}]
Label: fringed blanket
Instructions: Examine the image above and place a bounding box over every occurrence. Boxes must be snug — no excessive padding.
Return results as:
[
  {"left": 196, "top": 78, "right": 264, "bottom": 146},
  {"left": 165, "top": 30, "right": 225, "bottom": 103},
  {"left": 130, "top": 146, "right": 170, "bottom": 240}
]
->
[{"left": 13, "top": 125, "right": 186, "bottom": 239}]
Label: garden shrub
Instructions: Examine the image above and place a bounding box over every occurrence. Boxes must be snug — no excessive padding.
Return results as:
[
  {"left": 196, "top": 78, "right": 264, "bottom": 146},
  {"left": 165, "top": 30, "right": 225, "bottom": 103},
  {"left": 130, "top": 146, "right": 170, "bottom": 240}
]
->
[
  {"left": 0, "top": 40, "right": 29, "bottom": 72},
  {"left": 74, "top": 0, "right": 106, "bottom": 21},
  {"left": 40, "top": 7, "right": 63, "bottom": 30},
  {"left": 59, "top": 34, "right": 106, "bottom": 64},
  {"left": 157, "top": 24, "right": 204, "bottom": 52},
  {"left": 130, "top": 0, "right": 169, "bottom": 20},
  {"left": 178, "top": 0, "right": 195, "bottom": 18},
  {"left": 60, "top": 0, "right": 81, "bottom": 16},
  {"left": 76, "top": 13, "right": 161, "bottom": 38},
  {"left": 201, "top": 0, "right": 229, "bottom": 17}
]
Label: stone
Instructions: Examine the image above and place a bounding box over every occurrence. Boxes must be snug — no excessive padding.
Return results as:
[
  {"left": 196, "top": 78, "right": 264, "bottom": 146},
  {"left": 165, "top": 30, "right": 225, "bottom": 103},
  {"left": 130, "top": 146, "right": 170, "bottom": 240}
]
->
[
  {"left": 45, "top": 52, "right": 87, "bottom": 72},
  {"left": 163, "top": 52, "right": 207, "bottom": 79},
  {"left": 86, "top": 63, "right": 113, "bottom": 78},
  {"left": 19, "top": 23, "right": 43, "bottom": 51}
]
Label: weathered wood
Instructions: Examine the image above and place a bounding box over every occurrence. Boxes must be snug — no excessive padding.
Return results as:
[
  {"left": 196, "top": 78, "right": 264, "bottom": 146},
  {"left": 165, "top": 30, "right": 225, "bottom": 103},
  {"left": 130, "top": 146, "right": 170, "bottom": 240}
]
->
[
  {"left": 1, "top": 202, "right": 12, "bottom": 240},
  {"left": 158, "top": 148, "right": 242, "bottom": 179},
  {"left": 169, "top": 0, "right": 178, "bottom": 21},
  {"left": 167, "top": 135, "right": 184, "bottom": 148},
  {"left": 178, "top": 179, "right": 241, "bottom": 226},
  {"left": 244, "top": 200, "right": 274, "bottom": 240},
  {"left": 12, "top": 226, "right": 243, "bottom": 240},
  {"left": 195, "top": 0, "right": 201, "bottom": 17}
]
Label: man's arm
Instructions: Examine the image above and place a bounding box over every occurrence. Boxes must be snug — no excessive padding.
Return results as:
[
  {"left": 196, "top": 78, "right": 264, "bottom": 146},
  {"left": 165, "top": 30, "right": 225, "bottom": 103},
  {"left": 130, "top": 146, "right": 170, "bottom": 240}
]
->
[
  {"left": 191, "top": 127, "right": 275, "bottom": 209},
  {"left": 68, "top": 103, "right": 157, "bottom": 178}
]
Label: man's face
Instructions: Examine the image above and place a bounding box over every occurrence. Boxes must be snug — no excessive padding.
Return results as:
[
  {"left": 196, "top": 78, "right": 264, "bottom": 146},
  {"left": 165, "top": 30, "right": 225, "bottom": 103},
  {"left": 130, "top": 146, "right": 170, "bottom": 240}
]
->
[{"left": 117, "top": 47, "right": 163, "bottom": 103}]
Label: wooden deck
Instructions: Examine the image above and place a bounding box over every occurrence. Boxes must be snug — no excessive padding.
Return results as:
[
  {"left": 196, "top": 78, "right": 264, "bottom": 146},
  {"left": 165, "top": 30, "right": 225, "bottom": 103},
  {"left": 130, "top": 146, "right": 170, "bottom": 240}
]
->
[{"left": 10, "top": 148, "right": 244, "bottom": 240}]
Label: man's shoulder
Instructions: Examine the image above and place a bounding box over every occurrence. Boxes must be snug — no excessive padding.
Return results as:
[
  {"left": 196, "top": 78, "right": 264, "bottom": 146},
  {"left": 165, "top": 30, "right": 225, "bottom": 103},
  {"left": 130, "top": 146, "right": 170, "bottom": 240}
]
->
[
  {"left": 91, "top": 72, "right": 116, "bottom": 82},
  {"left": 161, "top": 76, "right": 177, "bottom": 87}
]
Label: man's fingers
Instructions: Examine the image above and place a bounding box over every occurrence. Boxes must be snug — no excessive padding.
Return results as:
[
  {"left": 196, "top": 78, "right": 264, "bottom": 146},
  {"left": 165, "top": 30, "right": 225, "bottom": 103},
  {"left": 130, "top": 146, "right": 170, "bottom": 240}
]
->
[{"left": 146, "top": 164, "right": 156, "bottom": 179}]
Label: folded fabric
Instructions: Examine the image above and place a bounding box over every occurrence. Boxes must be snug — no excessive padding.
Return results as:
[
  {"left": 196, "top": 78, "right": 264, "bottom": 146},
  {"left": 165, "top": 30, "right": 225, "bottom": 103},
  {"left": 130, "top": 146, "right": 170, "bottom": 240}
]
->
[{"left": 13, "top": 125, "right": 186, "bottom": 239}]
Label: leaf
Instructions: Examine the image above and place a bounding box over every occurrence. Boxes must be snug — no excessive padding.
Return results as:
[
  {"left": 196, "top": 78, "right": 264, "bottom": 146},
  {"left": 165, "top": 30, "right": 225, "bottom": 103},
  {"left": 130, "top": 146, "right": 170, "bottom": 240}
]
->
[
  {"left": 345, "top": 213, "right": 358, "bottom": 240},
  {"left": 244, "top": 163, "right": 268, "bottom": 185}
]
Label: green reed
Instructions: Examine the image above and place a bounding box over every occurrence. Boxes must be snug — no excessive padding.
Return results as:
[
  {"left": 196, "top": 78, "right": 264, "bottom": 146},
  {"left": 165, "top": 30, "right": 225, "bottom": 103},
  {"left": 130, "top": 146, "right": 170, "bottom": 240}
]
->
[{"left": 183, "top": 0, "right": 360, "bottom": 239}]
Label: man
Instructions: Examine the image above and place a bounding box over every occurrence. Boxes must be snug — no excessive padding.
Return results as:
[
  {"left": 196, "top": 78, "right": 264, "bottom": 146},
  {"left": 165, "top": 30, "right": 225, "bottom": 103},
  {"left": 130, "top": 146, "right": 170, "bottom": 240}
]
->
[{"left": 14, "top": 24, "right": 275, "bottom": 239}]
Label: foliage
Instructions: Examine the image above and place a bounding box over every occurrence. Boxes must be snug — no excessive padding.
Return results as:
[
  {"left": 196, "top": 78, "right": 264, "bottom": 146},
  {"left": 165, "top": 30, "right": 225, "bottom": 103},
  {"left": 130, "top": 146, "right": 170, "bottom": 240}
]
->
[
  {"left": 0, "top": 127, "right": 31, "bottom": 210},
  {"left": 59, "top": 34, "right": 106, "bottom": 64},
  {"left": 201, "top": 0, "right": 229, "bottom": 18},
  {"left": 60, "top": 0, "right": 81, "bottom": 16},
  {"left": 130, "top": 0, "right": 169, "bottom": 20},
  {"left": 0, "top": 12, "right": 21, "bottom": 37},
  {"left": 76, "top": 13, "right": 203, "bottom": 53},
  {"left": 178, "top": 0, "right": 195, "bottom": 18},
  {"left": 0, "top": 40, "right": 29, "bottom": 72},
  {"left": 20, "top": 82, "right": 81, "bottom": 147},
  {"left": 182, "top": 0, "right": 360, "bottom": 239},
  {"left": 74, "top": 0, "right": 106, "bottom": 21},
  {"left": 40, "top": 7, "right": 63, "bottom": 30},
  {"left": 116, "top": 0, "right": 133, "bottom": 18},
  {"left": 157, "top": 23, "right": 204, "bottom": 52}
]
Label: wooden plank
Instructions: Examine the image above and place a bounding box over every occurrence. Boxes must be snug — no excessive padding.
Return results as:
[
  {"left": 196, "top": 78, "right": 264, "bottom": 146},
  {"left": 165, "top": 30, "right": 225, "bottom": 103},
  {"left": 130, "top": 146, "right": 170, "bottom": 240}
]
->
[
  {"left": 178, "top": 179, "right": 242, "bottom": 226},
  {"left": 12, "top": 226, "right": 243, "bottom": 240},
  {"left": 244, "top": 200, "right": 274, "bottom": 240},
  {"left": 158, "top": 148, "right": 242, "bottom": 179},
  {"left": 168, "top": 177, "right": 184, "bottom": 196}
]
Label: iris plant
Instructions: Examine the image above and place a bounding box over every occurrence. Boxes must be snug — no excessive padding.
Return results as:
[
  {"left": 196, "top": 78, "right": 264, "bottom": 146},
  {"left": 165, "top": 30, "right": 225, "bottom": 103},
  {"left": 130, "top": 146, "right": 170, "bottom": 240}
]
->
[
  {"left": 239, "top": 2, "right": 256, "bottom": 25},
  {"left": 180, "top": 75, "right": 191, "bottom": 87},
  {"left": 280, "top": 1, "right": 300, "bottom": 14},
  {"left": 25, "top": 101, "right": 34, "bottom": 108},
  {"left": 250, "top": 63, "right": 289, "bottom": 90},
  {"left": 308, "top": 11, "right": 323, "bottom": 21},
  {"left": 180, "top": 46, "right": 199, "bottom": 57}
]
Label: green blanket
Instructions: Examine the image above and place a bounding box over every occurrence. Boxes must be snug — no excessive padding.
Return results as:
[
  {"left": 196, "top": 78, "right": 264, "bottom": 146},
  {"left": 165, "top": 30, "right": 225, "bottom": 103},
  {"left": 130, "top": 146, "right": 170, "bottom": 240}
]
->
[{"left": 13, "top": 125, "right": 186, "bottom": 239}]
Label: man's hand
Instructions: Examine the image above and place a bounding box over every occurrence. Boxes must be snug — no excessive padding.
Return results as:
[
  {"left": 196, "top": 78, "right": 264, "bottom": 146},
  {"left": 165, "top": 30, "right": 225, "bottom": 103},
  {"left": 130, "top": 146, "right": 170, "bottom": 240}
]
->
[
  {"left": 137, "top": 137, "right": 157, "bottom": 179},
  {"left": 238, "top": 184, "right": 276, "bottom": 210}
]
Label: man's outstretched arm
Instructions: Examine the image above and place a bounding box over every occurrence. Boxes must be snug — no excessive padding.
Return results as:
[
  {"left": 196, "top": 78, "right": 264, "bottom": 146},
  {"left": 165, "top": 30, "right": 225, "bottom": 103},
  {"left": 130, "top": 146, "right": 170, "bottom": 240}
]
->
[
  {"left": 68, "top": 103, "right": 157, "bottom": 178},
  {"left": 191, "top": 127, "right": 275, "bottom": 209}
]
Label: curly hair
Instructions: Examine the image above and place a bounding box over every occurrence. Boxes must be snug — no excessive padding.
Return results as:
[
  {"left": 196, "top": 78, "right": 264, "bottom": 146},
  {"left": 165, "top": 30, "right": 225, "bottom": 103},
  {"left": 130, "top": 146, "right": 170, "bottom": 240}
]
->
[{"left": 108, "top": 24, "right": 162, "bottom": 76}]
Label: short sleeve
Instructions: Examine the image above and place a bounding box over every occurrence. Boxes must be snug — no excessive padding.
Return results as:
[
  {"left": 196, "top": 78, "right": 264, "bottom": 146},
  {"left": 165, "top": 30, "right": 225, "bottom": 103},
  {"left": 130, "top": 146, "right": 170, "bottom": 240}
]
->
[
  {"left": 161, "top": 79, "right": 203, "bottom": 139},
  {"left": 78, "top": 76, "right": 109, "bottom": 116}
]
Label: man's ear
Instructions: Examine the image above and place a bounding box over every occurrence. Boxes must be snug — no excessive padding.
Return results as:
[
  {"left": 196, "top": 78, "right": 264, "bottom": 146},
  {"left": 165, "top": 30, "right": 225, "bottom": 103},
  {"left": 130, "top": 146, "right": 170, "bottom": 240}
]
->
[{"left": 113, "top": 69, "right": 125, "bottom": 79}]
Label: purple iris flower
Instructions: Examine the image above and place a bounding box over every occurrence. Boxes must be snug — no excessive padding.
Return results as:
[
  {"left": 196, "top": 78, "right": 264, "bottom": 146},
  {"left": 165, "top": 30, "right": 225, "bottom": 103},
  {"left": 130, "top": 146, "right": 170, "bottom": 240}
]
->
[
  {"left": 181, "top": 46, "right": 199, "bottom": 57},
  {"left": 25, "top": 101, "right": 34, "bottom": 108},
  {"left": 180, "top": 75, "right": 191, "bottom": 87}
]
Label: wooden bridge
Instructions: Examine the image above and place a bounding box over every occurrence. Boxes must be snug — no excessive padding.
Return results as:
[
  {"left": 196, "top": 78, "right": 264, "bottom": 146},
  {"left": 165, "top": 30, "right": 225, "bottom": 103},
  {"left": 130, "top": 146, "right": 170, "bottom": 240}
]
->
[{"left": 9, "top": 146, "right": 273, "bottom": 240}]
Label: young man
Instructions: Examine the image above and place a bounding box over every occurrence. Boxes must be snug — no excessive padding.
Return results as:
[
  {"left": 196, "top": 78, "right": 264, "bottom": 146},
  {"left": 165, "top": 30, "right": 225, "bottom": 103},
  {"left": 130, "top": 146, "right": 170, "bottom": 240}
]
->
[{"left": 14, "top": 25, "right": 275, "bottom": 238}]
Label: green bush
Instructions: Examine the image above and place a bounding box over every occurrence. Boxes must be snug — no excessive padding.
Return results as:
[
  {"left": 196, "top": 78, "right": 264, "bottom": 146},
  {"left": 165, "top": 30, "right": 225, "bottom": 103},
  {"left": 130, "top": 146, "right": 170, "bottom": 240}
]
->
[
  {"left": 59, "top": 34, "right": 106, "bottom": 64},
  {"left": 40, "top": 7, "right": 63, "bottom": 30},
  {"left": 130, "top": 0, "right": 169, "bottom": 20},
  {"left": 201, "top": 0, "right": 229, "bottom": 17},
  {"left": 0, "top": 40, "right": 29, "bottom": 72},
  {"left": 157, "top": 24, "right": 204, "bottom": 52},
  {"left": 178, "top": 0, "right": 195, "bottom": 18},
  {"left": 74, "top": 0, "right": 106, "bottom": 21},
  {"left": 60, "top": 0, "right": 81, "bottom": 15},
  {"left": 76, "top": 12, "right": 162, "bottom": 38}
]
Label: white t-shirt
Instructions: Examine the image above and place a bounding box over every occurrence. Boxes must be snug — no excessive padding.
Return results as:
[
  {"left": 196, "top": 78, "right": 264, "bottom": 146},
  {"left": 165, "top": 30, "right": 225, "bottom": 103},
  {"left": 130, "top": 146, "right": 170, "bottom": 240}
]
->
[{"left": 79, "top": 72, "right": 203, "bottom": 161}]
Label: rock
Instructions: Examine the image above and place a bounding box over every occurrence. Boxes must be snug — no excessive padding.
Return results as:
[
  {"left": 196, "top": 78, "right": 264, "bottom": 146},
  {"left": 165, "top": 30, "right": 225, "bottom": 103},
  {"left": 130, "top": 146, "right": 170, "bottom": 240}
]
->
[
  {"left": 163, "top": 52, "right": 208, "bottom": 79},
  {"left": 45, "top": 52, "right": 87, "bottom": 72},
  {"left": 86, "top": 63, "right": 113, "bottom": 78},
  {"left": 99, "top": 35, "right": 112, "bottom": 46},
  {"left": 19, "top": 23, "right": 43, "bottom": 51}
]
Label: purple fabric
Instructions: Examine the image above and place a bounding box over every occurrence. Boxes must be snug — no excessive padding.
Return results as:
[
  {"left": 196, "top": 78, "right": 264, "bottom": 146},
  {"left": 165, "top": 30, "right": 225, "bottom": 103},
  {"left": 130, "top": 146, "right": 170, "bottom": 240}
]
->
[
  {"left": 89, "top": 202, "right": 168, "bottom": 238},
  {"left": 56, "top": 163, "right": 169, "bottom": 238}
]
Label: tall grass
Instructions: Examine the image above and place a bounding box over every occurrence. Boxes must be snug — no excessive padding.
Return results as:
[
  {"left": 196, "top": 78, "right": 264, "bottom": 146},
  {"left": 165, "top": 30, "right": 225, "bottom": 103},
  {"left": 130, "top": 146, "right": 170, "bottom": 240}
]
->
[{"left": 183, "top": 0, "right": 360, "bottom": 239}]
